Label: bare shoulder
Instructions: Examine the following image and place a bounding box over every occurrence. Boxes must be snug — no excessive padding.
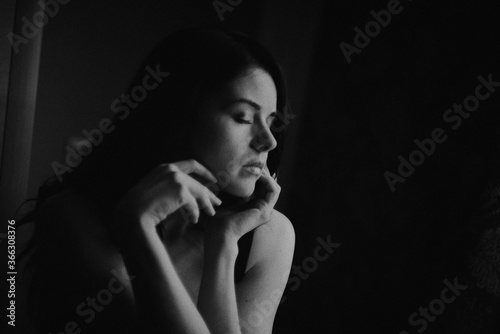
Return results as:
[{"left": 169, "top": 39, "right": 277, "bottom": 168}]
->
[
  {"left": 34, "top": 188, "right": 137, "bottom": 332},
  {"left": 265, "top": 209, "right": 295, "bottom": 243},
  {"left": 40, "top": 186, "right": 90, "bottom": 210},
  {"left": 38, "top": 187, "right": 117, "bottom": 257},
  {"left": 39, "top": 187, "right": 103, "bottom": 222},
  {"left": 36, "top": 186, "right": 124, "bottom": 274},
  {"left": 247, "top": 209, "right": 295, "bottom": 269},
  {"left": 255, "top": 209, "right": 295, "bottom": 250},
  {"left": 38, "top": 187, "right": 101, "bottom": 227}
]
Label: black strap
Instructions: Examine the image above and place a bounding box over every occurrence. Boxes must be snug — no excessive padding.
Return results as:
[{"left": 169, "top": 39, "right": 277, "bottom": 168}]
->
[{"left": 234, "top": 230, "right": 254, "bottom": 283}]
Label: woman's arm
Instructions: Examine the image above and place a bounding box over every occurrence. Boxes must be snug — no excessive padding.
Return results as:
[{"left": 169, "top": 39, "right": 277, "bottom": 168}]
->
[
  {"left": 34, "top": 184, "right": 213, "bottom": 334},
  {"left": 197, "top": 211, "right": 295, "bottom": 334},
  {"left": 110, "top": 160, "right": 222, "bottom": 333},
  {"left": 197, "top": 167, "right": 295, "bottom": 334},
  {"left": 197, "top": 233, "right": 241, "bottom": 333},
  {"left": 113, "top": 215, "right": 212, "bottom": 333},
  {"left": 34, "top": 159, "right": 218, "bottom": 334},
  {"left": 235, "top": 211, "right": 295, "bottom": 333}
]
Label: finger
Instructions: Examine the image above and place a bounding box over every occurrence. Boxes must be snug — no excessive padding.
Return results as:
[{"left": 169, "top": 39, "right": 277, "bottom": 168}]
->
[
  {"left": 174, "top": 159, "right": 217, "bottom": 183},
  {"left": 262, "top": 165, "right": 277, "bottom": 180},
  {"left": 188, "top": 176, "right": 222, "bottom": 206},
  {"left": 196, "top": 194, "right": 216, "bottom": 217},
  {"left": 264, "top": 173, "right": 280, "bottom": 202},
  {"left": 263, "top": 164, "right": 271, "bottom": 175},
  {"left": 256, "top": 172, "right": 280, "bottom": 209},
  {"left": 208, "top": 190, "right": 222, "bottom": 206},
  {"left": 205, "top": 181, "right": 221, "bottom": 196},
  {"left": 179, "top": 195, "right": 200, "bottom": 224}
]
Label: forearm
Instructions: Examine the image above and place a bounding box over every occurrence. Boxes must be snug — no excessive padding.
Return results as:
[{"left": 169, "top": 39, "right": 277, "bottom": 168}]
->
[
  {"left": 197, "top": 235, "right": 241, "bottom": 334},
  {"left": 115, "top": 219, "right": 210, "bottom": 333}
]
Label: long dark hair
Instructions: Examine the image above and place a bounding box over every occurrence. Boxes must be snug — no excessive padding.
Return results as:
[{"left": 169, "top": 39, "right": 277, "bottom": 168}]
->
[{"left": 18, "top": 25, "right": 290, "bottom": 261}]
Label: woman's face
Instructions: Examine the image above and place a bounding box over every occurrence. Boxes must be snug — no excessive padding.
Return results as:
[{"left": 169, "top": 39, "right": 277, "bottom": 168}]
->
[{"left": 189, "top": 67, "right": 278, "bottom": 198}]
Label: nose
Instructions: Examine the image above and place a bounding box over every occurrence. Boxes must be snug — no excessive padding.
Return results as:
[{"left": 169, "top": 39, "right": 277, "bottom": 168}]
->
[{"left": 251, "top": 123, "right": 277, "bottom": 152}]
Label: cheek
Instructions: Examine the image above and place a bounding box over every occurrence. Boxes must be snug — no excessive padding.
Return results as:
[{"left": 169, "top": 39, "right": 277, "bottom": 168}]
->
[
  {"left": 196, "top": 119, "right": 242, "bottom": 171},
  {"left": 211, "top": 134, "right": 244, "bottom": 174}
]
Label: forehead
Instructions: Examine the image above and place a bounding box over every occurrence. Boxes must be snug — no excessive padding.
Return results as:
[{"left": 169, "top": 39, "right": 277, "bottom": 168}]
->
[{"left": 219, "top": 68, "right": 278, "bottom": 111}]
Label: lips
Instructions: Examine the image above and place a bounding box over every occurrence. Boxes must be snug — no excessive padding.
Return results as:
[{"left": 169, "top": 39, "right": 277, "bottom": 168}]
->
[
  {"left": 243, "top": 160, "right": 264, "bottom": 169},
  {"left": 243, "top": 160, "right": 264, "bottom": 176},
  {"left": 243, "top": 166, "right": 262, "bottom": 175}
]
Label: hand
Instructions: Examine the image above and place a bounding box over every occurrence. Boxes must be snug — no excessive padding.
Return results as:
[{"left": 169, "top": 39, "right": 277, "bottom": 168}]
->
[
  {"left": 112, "top": 160, "right": 222, "bottom": 230},
  {"left": 204, "top": 165, "right": 281, "bottom": 242}
]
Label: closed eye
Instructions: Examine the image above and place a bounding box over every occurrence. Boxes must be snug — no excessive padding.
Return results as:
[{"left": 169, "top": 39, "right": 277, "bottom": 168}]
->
[{"left": 235, "top": 118, "right": 252, "bottom": 124}]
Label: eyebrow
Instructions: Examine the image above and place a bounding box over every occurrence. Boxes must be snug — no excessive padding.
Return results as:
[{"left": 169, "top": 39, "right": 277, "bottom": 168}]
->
[
  {"left": 233, "top": 98, "right": 261, "bottom": 110},
  {"left": 231, "top": 98, "right": 277, "bottom": 117}
]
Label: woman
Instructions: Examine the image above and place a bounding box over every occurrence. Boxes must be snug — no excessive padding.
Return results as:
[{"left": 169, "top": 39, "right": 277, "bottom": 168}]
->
[{"left": 22, "top": 25, "right": 295, "bottom": 333}]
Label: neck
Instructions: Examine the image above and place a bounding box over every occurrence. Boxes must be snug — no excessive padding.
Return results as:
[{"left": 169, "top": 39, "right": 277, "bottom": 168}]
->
[{"left": 216, "top": 190, "right": 252, "bottom": 210}]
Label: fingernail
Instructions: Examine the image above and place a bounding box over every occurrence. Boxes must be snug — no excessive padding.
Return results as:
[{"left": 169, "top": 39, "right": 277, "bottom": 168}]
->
[
  {"left": 216, "top": 198, "right": 222, "bottom": 205},
  {"left": 188, "top": 212, "right": 198, "bottom": 224}
]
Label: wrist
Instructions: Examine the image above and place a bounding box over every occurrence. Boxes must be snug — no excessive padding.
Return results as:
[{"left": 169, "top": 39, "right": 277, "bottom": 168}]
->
[
  {"left": 112, "top": 210, "right": 157, "bottom": 244},
  {"left": 204, "top": 233, "right": 239, "bottom": 258}
]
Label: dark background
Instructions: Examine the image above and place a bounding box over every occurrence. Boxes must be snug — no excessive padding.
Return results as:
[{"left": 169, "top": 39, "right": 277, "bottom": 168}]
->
[
  {"left": 276, "top": 0, "right": 500, "bottom": 333},
  {"left": 5, "top": 0, "right": 500, "bottom": 333}
]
